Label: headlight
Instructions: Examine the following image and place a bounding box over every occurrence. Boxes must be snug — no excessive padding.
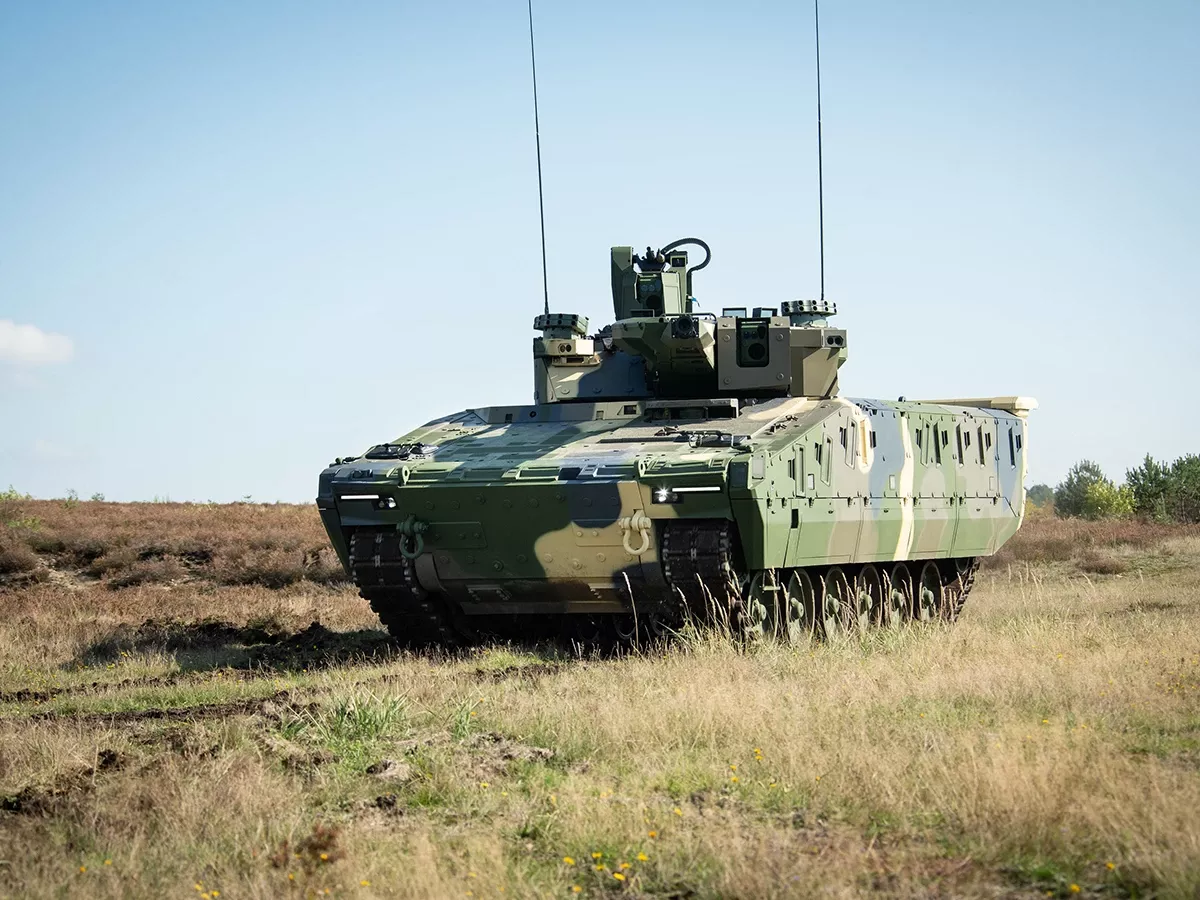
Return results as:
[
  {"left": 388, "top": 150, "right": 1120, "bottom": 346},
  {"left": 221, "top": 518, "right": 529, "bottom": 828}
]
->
[
  {"left": 653, "top": 487, "right": 679, "bottom": 504},
  {"left": 651, "top": 485, "right": 722, "bottom": 504}
]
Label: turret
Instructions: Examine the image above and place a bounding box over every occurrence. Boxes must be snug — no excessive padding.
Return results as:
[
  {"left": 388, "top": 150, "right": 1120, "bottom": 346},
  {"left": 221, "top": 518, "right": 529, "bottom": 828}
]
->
[{"left": 533, "top": 238, "right": 848, "bottom": 405}]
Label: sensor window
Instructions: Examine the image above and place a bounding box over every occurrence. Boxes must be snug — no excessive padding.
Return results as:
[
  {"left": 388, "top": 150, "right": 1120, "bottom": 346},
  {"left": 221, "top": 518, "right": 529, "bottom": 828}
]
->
[{"left": 736, "top": 318, "right": 771, "bottom": 367}]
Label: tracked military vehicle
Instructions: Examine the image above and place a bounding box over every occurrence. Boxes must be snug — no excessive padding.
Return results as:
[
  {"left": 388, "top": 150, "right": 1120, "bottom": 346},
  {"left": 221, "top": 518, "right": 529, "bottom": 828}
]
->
[{"left": 317, "top": 239, "right": 1035, "bottom": 645}]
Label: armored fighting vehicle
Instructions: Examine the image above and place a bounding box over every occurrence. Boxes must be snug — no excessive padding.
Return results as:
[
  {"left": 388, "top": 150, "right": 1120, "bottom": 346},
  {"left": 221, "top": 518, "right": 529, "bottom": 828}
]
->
[{"left": 317, "top": 239, "right": 1035, "bottom": 645}]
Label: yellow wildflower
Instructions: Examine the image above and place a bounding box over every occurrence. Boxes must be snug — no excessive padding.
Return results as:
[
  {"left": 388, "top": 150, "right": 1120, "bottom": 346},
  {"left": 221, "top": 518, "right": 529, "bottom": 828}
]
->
[
  {"left": 563, "top": 857, "right": 576, "bottom": 866},
  {"left": 572, "top": 887, "right": 582, "bottom": 894},
  {"left": 592, "top": 852, "right": 603, "bottom": 859},
  {"left": 730, "top": 776, "right": 739, "bottom": 783},
  {"left": 79, "top": 867, "right": 87, "bottom": 874},
  {"left": 673, "top": 807, "right": 682, "bottom": 816},
  {"left": 636, "top": 852, "right": 649, "bottom": 862},
  {"left": 1106, "top": 861, "right": 1116, "bottom": 871},
  {"left": 648, "top": 830, "right": 658, "bottom": 839},
  {"left": 104, "top": 860, "right": 112, "bottom": 866},
  {"left": 320, "top": 853, "right": 329, "bottom": 861},
  {"left": 1069, "top": 885, "right": 1081, "bottom": 894},
  {"left": 361, "top": 881, "right": 371, "bottom": 886},
  {"left": 613, "top": 872, "right": 626, "bottom": 881}
]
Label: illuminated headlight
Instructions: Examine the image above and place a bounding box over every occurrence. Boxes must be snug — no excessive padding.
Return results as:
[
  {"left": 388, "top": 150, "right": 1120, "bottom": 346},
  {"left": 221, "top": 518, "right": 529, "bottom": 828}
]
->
[
  {"left": 652, "top": 485, "right": 722, "bottom": 504},
  {"left": 376, "top": 497, "right": 397, "bottom": 509}
]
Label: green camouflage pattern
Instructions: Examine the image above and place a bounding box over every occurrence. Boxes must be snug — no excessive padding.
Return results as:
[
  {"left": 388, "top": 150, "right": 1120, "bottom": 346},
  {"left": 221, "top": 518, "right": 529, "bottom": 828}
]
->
[{"left": 316, "top": 239, "right": 1035, "bottom": 632}]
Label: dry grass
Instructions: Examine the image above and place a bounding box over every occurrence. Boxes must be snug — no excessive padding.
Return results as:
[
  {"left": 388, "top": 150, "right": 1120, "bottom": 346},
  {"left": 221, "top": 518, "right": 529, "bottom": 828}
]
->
[{"left": 1, "top": 503, "right": 1198, "bottom": 899}]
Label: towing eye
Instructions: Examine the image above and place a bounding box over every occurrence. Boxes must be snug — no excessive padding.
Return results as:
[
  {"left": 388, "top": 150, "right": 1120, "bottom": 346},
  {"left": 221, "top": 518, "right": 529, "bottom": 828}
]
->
[
  {"left": 397, "top": 514, "right": 428, "bottom": 560},
  {"left": 619, "top": 510, "right": 652, "bottom": 556}
]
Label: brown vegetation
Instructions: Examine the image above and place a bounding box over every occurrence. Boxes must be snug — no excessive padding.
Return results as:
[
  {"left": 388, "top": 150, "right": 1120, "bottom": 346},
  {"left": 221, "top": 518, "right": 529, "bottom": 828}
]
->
[
  {"left": 1, "top": 501, "right": 1198, "bottom": 899},
  {"left": 987, "top": 507, "right": 1199, "bottom": 573},
  {"left": 0, "top": 498, "right": 346, "bottom": 588}
]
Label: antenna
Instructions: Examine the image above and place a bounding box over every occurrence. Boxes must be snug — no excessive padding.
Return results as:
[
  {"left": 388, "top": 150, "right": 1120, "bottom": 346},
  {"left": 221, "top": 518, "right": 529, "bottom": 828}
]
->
[
  {"left": 814, "top": 0, "right": 826, "bottom": 302},
  {"left": 527, "top": 0, "right": 550, "bottom": 316}
]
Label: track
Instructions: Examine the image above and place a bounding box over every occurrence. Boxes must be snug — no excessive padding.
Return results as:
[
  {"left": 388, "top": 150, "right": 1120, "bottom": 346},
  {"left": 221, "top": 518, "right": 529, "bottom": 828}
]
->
[
  {"left": 658, "top": 520, "right": 981, "bottom": 639},
  {"left": 349, "top": 523, "right": 981, "bottom": 647},
  {"left": 350, "top": 529, "right": 460, "bottom": 648}
]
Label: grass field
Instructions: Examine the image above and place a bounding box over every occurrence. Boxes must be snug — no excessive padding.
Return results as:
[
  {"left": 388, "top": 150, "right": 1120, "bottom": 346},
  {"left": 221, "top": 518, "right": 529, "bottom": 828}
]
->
[{"left": 1, "top": 499, "right": 1198, "bottom": 899}]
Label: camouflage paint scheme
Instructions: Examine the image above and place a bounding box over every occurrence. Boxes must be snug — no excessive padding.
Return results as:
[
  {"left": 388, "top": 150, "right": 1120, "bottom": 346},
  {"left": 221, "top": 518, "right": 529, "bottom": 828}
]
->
[{"left": 316, "top": 240, "right": 1036, "bottom": 626}]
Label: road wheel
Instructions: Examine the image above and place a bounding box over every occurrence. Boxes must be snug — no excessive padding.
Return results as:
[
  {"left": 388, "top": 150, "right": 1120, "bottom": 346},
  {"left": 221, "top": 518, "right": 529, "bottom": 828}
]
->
[
  {"left": 741, "top": 570, "right": 775, "bottom": 641},
  {"left": 824, "top": 567, "right": 855, "bottom": 637},
  {"left": 857, "top": 565, "right": 883, "bottom": 630},
  {"left": 916, "top": 562, "right": 942, "bottom": 622},
  {"left": 780, "top": 569, "right": 817, "bottom": 645},
  {"left": 883, "top": 564, "right": 912, "bottom": 628}
]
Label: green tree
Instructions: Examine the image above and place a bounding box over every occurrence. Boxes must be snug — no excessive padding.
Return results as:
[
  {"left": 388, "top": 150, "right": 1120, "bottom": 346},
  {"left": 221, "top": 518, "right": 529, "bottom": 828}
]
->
[
  {"left": 1026, "top": 483, "right": 1054, "bottom": 507},
  {"left": 1127, "top": 453, "right": 1200, "bottom": 523},
  {"left": 1165, "top": 454, "right": 1200, "bottom": 523},
  {"left": 1054, "top": 460, "right": 1108, "bottom": 518},
  {"left": 1126, "top": 454, "right": 1170, "bottom": 520}
]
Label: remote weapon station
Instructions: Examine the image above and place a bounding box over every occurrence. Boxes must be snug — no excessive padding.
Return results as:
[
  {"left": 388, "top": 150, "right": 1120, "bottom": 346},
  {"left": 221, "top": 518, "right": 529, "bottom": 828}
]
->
[{"left": 315, "top": 6, "right": 1036, "bottom": 646}]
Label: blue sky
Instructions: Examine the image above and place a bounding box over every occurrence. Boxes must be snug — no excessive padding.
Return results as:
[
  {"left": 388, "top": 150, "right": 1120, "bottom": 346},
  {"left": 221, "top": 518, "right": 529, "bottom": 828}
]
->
[{"left": 2, "top": 1, "right": 1197, "bottom": 502}]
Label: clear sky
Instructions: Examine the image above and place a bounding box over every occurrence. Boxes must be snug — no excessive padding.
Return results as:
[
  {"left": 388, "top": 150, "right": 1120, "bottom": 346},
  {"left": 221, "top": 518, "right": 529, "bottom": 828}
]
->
[{"left": 2, "top": 1, "right": 1197, "bottom": 502}]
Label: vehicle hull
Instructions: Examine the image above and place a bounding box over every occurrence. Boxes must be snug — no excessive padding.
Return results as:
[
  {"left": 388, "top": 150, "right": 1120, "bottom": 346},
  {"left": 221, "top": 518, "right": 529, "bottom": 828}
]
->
[{"left": 318, "top": 395, "right": 1030, "bottom": 639}]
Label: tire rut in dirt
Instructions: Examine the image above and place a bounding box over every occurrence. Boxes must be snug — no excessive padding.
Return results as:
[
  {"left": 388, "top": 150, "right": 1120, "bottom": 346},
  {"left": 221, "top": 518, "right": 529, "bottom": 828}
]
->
[{"left": 22, "top": 689, "right": 301, "bottom": 726}]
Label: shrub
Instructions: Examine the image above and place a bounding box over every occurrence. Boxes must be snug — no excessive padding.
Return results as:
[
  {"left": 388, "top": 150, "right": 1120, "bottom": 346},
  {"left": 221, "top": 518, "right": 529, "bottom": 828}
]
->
[
  {"left": 1081, "top": 480, "right": 1134, "bottom": 520},
  {"left": 1077, "top": 551, "right": 1130, "bottom": 575},
  {"left": 0, "top": 528, "right": 40, "bottom": 575}
]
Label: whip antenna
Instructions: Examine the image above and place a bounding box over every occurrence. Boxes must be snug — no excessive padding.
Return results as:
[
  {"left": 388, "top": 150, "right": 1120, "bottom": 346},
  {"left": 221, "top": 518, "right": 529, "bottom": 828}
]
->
[
  {"left": 527, "top": 0, "right": 550, "bottom": 316},
  {"left": 814, "top": 0, "right": 826, "bottom": 302}
]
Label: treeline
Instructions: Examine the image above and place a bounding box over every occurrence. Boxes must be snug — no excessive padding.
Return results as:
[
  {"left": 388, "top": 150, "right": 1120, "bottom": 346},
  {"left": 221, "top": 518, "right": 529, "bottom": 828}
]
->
[{"left": 1028, "top": 454, "right": 1200, "bottom": 523}]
